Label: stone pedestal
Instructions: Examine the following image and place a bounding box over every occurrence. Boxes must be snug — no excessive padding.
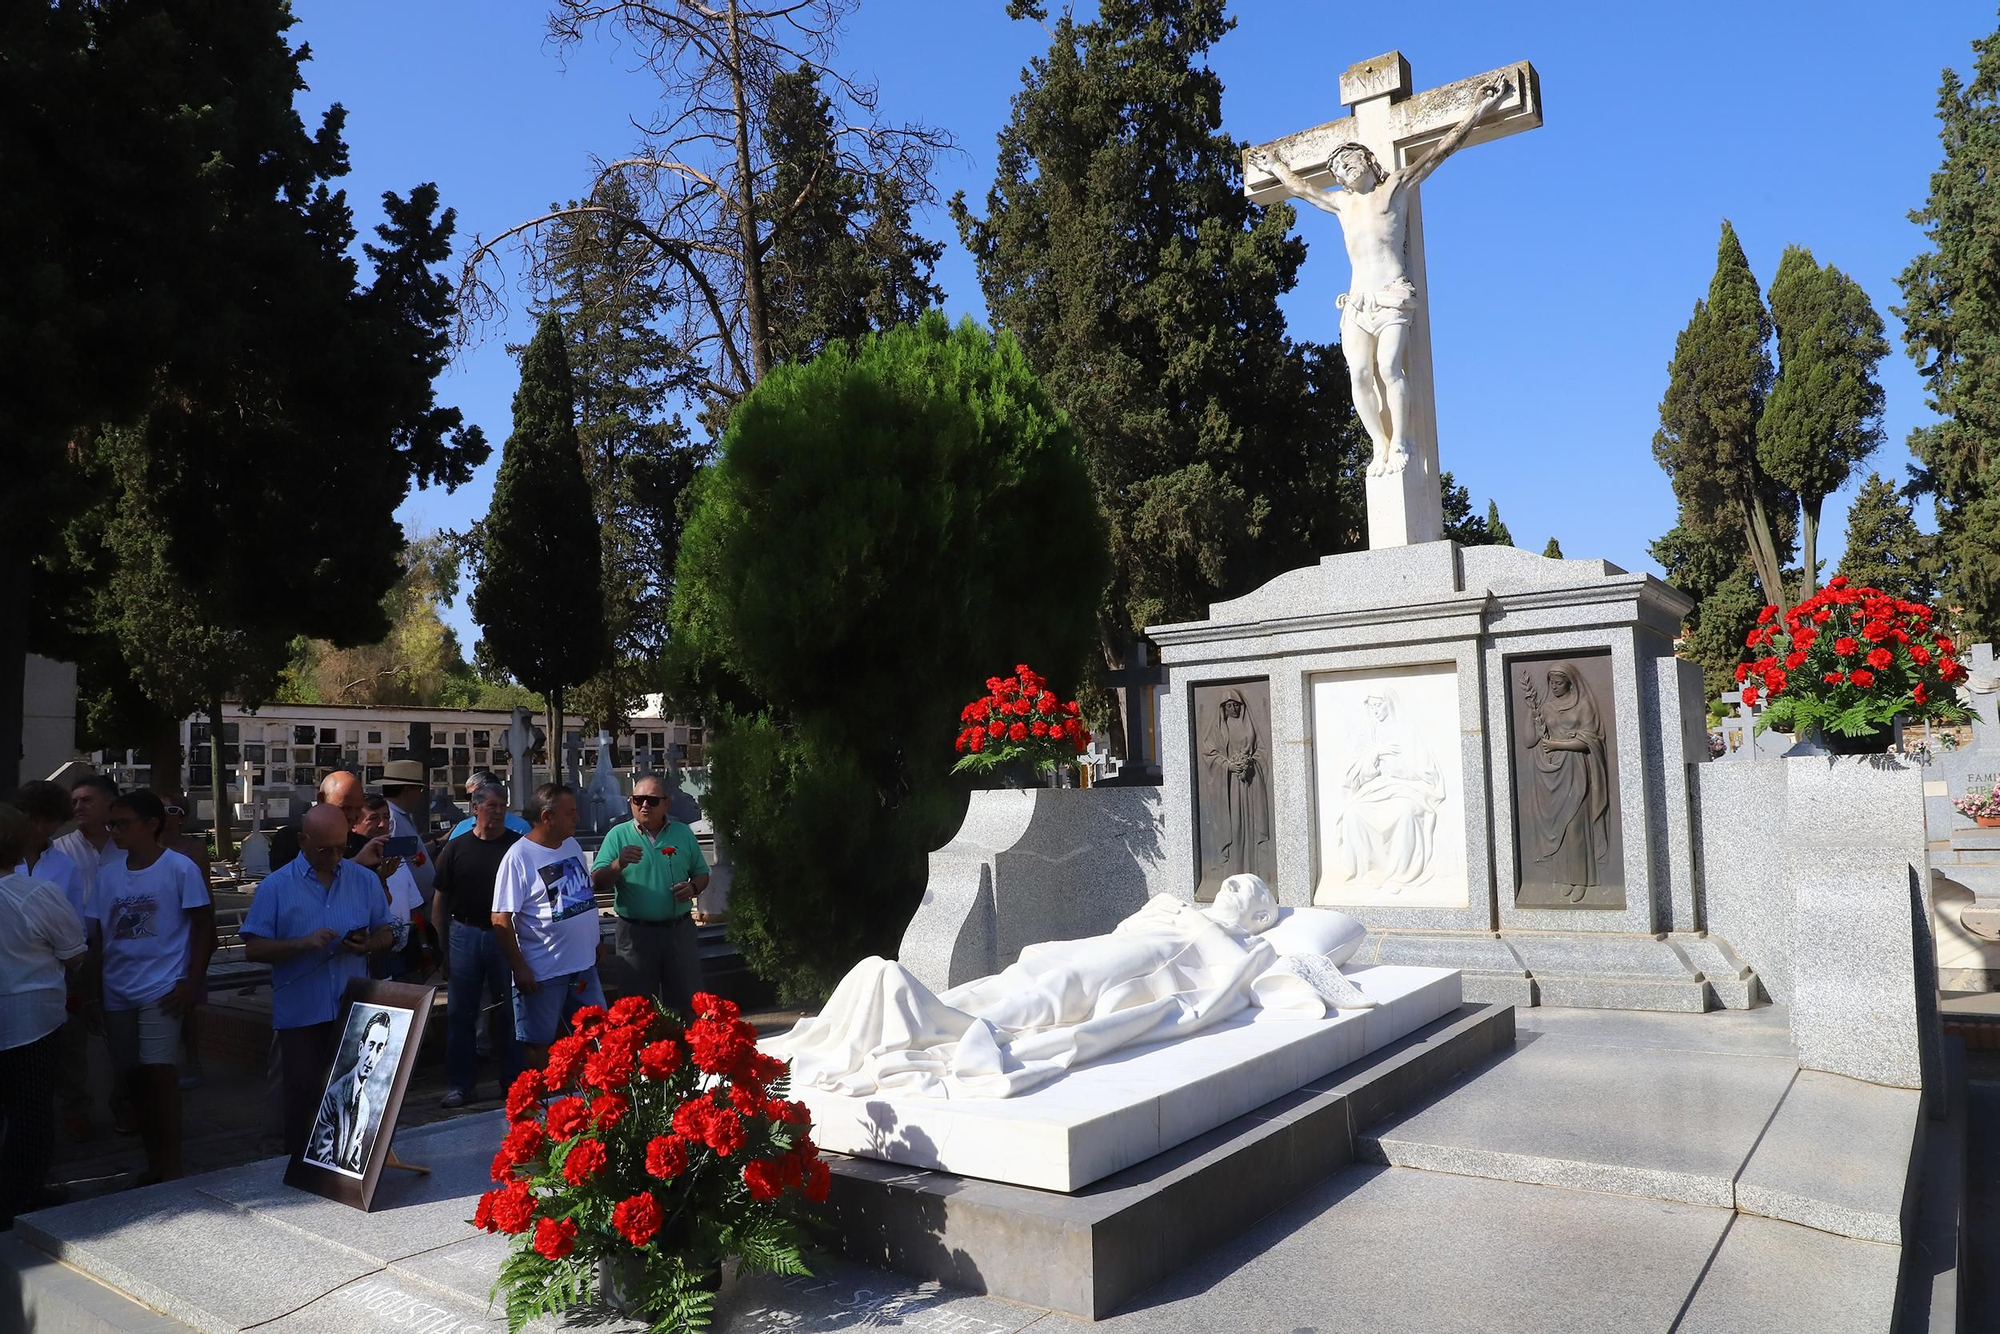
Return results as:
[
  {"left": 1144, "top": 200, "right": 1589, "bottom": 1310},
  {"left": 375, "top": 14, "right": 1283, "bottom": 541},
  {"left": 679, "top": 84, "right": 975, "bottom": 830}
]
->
[{"left": 1147, "top": 541, "right": 1718, "bottom": 1011}]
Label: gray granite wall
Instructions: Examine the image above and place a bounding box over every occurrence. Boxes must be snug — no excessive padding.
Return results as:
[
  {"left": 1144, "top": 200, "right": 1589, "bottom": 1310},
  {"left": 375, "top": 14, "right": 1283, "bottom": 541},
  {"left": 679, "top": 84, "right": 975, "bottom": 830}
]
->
[{"left": 897, "top": 787, "right": 1170, "bottom": 992}]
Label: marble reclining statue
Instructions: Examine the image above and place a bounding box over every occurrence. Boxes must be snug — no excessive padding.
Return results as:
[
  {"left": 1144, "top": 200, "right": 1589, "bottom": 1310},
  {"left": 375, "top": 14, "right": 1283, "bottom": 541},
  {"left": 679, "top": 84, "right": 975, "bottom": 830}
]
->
[{"left": 771, "top": 875, "right": 1376, "bottom": 1100}]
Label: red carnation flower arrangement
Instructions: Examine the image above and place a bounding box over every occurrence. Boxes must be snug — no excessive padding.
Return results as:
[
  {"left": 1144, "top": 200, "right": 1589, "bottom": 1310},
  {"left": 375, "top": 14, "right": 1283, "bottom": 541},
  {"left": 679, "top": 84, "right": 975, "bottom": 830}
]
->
[
  {"left": 474, "top": 991, "right": 824, "bottom": 1331},
  {"left": 951, "top": 663, "right": 1093, "bottom": 779},
  {"left": 1735, "top": 577, "right": 1971, "bottom": 746}
]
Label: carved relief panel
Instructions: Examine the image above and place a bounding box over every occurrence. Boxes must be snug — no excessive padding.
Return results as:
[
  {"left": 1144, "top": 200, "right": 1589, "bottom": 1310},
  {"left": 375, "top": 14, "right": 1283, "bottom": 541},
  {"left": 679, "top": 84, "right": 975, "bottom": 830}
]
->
[
  {"left": 1506, "top": 652, "right": 1625, "bottom": 909},
  {"left": 1192, "top": 679, "right": 1278, "bottom": 902}
]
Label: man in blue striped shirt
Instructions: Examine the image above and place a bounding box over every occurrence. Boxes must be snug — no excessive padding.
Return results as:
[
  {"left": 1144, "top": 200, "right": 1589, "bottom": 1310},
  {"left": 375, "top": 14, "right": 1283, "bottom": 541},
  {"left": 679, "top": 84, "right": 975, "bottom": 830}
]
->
[{"left": 241, "top": 805, "right": 393, "bottom": 1157}]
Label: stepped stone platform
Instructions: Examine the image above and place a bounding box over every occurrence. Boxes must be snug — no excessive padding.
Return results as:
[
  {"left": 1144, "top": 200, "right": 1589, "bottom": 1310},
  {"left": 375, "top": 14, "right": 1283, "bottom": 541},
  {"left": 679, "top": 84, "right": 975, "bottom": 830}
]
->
[{"left": 1, "top": 1006, "right": 1958, "bottom": 1334}]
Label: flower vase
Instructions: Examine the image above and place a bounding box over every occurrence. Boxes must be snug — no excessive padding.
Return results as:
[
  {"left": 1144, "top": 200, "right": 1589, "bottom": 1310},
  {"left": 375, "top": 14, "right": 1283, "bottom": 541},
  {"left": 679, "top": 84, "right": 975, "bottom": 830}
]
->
[
  {"left": 1976, "top": 816, "right": 2000, "bottom": 829},
  {"left": 1824, "top": 723, "right": 1896, "bottom": 755},
  {"left": 598, "top": 1251, "right": 647, "bottom": 1317}
]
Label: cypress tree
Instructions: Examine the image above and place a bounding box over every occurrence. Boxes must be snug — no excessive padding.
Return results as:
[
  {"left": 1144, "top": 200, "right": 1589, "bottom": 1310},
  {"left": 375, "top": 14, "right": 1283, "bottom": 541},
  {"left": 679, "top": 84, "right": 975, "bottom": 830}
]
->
[
  {"left": 1485, "top": 500, "right": 1515, "bottom": 547},
  {"left": 1653, "top": 525, "right": 1766, "bottom": 702},
  {"left": 1839, "top": 472, "right": 1935, "bottom": 604},
  {"left": 1757, "top": 245, "right": 1888, "bottom": 598},
  {"left": 1654, "top": 221, "right": 1792, "bottom": 614},
  {"left": 952, "top": 0, "right": 1367, "bottom": 697},
  {"left": 1542, "top": 537, "right": 1564, "bottom": 559},
  {"left": 1896, "top": 19, "right": 2000, "bottom": 637},
  {"left": 469, "top": 314, "right": 610, "bottom": 757}
]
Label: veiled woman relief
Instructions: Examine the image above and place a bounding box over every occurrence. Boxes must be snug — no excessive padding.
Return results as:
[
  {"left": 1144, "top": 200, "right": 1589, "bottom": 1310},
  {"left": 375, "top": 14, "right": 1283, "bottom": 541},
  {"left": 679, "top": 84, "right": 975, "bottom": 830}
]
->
[
  {"left": 1509, "top": 654, "right": 1625, "bottom": 909},
  {"left": 1194, "top": 681, "right": 1277, "bottom": 900},
  {"left": 1313, "top": 664, "right": 1467, "bottom": 908}
]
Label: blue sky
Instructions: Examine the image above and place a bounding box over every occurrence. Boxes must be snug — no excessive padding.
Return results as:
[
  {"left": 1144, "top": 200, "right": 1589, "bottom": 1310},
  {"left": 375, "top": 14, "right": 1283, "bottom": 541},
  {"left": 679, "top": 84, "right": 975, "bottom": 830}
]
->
[{"left": 290, "top": 1, "right": 1992, "bottom": 641}]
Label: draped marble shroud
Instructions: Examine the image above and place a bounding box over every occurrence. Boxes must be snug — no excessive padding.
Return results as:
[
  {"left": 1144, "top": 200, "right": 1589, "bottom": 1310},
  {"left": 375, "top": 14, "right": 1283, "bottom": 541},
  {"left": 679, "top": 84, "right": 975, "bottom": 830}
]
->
[{"left": 772, "top": 895, "right": 1362, "bottom": 1100}]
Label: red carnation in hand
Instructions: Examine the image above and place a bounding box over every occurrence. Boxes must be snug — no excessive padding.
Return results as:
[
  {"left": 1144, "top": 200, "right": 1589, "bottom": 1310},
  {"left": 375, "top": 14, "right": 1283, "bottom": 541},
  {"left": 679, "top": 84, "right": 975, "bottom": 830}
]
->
[
  {"left": 743, "top": 1159, "right": 786, "bottom": 1202},
  {"left": 590, "top": 1092, "right": 630, "bottom": 1130},
  {"left": 533, "top": 1216, "right": 577, "bottom": 1261},
  {"left": 1865, "top": 646, "right": 1893, "bottom": 670},
  {"left": 608, "top": 995, "right": 655, "bottom": 1029},
  {"left": 490, "top": 1181, "right": 535, "bottom": 1234},
  {"left": 546, "top": 1096, "right": 591, "bottom": 1141},
  {"left": 570, "top": 1006, "right": 608, "bottom": 1037},
  {"left": 1849, "top": 669, "right": 1877, "bottom": 689},
  {"left": 613, "top": 1192, "right": 662, "bottom": 1248},
  {"left": 545, "top": 1036, "right": 588, "bottom": 1089},
  {"left": 640, "top": 1039, "right": 683, "bottom": 1080},
  {"left": 1833, "top": 636, "right": 1859, "bottom": 657},
  {"left": 506, "top": 1069, "right": 545, "bottom": 1122},
  {"left": 561, "top": 1137, "right": 608, "bottom": 1186},
  {"left": 646, "top": 1134, "right": 690, "bottom": 1179}
]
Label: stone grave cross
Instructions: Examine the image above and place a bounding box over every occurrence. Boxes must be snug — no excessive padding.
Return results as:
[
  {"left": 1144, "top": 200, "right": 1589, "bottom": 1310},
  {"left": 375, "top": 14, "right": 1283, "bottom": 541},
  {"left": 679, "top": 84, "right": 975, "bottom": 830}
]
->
[
  {"left": 1966, "top": 642, "right": 2000, "bottom": 745},
  {"left": 1243, "top": 52, "right": 1542, "bottom": 550}
]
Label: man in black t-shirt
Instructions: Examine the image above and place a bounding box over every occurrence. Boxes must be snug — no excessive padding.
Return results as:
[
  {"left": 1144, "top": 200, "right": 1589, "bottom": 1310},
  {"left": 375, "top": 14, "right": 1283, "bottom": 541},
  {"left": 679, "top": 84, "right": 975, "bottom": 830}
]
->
[{"left": 431, "top": 783, "right": 522, "bottom": 1107}]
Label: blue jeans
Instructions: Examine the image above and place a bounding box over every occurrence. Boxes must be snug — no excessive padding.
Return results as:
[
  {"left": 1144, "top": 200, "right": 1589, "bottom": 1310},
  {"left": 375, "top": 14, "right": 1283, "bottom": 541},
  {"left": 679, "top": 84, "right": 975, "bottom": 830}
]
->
[
  {"left": 512, "top": 966, "right": 607, "bottom": 1046},
  {"left": 447, "top": 922, "right": 523, "bottom": 1097}
]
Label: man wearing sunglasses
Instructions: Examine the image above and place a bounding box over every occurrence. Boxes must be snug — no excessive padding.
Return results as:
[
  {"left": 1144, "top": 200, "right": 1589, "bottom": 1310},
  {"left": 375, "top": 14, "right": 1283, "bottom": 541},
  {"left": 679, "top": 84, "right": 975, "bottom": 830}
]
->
[{"left": 590, "top": 774, "right": 709, "bottom": 1018}]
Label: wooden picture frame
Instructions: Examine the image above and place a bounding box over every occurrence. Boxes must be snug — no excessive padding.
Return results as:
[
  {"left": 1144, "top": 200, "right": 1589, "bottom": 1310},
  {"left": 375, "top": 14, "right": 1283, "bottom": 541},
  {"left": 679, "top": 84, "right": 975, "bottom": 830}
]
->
[{"left": 283, "top": 978, "right": 437, "bottom": 1211}]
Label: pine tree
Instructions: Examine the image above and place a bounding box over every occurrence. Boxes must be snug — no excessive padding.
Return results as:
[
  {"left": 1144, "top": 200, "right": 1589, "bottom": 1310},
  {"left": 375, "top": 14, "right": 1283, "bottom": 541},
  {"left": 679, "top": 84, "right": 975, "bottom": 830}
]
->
[
  {"left": 1839, "top": 472, "right": 1936, "bottom": 604},
  {"left": 469, "top": 314, "right": 611, "bottom": 754},
  {"left": 1757, "top": 245, "right": 1888, "bottom": 598},
  {"left": 1654, "top": 221, "right": 1793, "bottom": 614},
  {"left": 1542, "top": 537, "right": 1564, "bottom": 559},
  {"left": 1485, "top": 500, "right": 1515, "bottom": 547},
  {"left": 952, "top": 0, "right": 1367, "bottom": 697},
  {"left": 1897, "top": 19, "right": 2000, "bottom": 637},
  {"left": 536, "top": 170, "right": 707, "bottom": 727}
]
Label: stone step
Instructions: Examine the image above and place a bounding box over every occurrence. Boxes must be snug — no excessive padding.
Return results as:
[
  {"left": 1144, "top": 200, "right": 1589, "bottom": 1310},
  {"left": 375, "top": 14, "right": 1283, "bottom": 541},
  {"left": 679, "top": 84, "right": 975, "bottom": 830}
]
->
[{"left": 1357, "top": 1006, "right": 1924, "bottom": 1247}]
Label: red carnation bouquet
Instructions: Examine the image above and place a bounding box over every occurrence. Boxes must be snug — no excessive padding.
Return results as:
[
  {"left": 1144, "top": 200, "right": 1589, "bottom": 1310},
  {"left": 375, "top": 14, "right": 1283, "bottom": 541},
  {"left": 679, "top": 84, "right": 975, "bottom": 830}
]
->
[
  {"left": 951, "top": 663, "right": 1092, "bottom": 777},
  {"left": 1737, "top": 576, "right": 1971, "bottom": 745},
  {"left": 478, "top": 992, "right": 824, "bottom": 1333}
]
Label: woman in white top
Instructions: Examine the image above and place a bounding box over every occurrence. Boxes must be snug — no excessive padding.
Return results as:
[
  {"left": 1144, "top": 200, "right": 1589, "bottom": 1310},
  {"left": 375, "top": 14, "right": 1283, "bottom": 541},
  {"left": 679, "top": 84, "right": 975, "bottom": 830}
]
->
[
  {"left": 0, "top": 802, "right": 88, "bottom": 1226},
  {"left": 92, "top": 791, "right": 213, "bottom": 1183}
]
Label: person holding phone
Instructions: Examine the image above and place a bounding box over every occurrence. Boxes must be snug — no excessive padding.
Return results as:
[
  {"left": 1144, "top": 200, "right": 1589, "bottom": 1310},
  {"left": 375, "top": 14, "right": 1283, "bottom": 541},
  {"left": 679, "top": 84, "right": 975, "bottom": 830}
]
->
[
  {"left": 240, "top": 804, "right": 394, "bottom": 1156},
  {"left": 590, "top": 774, "right": 709, "bottom": 1018},
  {"left": 355, "top": 797, "right": 426, "bottom": 979}
]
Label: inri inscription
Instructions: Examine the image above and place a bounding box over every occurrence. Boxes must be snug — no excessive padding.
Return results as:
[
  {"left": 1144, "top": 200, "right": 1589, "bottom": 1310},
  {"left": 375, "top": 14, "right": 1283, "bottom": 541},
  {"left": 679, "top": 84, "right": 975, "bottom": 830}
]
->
[{"left": 1508, "top": 653, "right": 1624, "bottom": 908}]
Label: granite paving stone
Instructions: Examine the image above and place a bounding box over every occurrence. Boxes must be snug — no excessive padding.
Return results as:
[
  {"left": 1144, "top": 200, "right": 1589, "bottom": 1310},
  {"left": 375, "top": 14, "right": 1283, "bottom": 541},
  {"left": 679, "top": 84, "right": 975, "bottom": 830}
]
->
[
  {"left": 1027, "top": 1164, "right": 1732, "bottom": 1334},
  {"left": 1673, "top": 1215, "right": 1901, "bottom": 1334},
  {"left": 1513, "top": 1003, "right": 1794, "bottom": 1058},
  {"left": 1357, "top": 1027, "right": 1799, "bottom": 1208},
  {"left": 1734, "top": 1069, "right": 1922, "bottom": 1244},
  {"left": 252, "top": 1273, "right": 512, "bottom": 1334}
]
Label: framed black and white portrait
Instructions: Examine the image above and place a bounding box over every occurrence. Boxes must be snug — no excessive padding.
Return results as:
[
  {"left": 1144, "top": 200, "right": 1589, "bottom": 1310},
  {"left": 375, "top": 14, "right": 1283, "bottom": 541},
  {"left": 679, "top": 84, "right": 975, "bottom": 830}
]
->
[{"left": 284, "top": 979, "right": 436, "bottom": 1210}]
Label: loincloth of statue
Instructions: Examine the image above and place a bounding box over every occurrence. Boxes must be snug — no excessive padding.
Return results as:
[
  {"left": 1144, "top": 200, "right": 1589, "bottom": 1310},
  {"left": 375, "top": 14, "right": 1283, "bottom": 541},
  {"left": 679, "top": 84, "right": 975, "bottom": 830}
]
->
[
  {"left": 770, "top": 894, "right": 1366, "bottom": 1100},
  {"left": 1337, "top": 276, "right": 1418, "bottom": 338}
]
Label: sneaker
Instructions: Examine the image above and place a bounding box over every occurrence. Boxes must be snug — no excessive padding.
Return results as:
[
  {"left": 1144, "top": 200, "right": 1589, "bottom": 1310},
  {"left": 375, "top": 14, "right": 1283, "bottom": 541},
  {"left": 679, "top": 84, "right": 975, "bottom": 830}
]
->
[{"left": 441, "top": 1089, "right": 469, "bottom": 1109}]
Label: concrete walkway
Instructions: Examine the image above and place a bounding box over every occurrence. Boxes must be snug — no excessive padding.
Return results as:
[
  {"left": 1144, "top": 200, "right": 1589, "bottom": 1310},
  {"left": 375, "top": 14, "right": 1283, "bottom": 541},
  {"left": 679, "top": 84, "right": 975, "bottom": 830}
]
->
[{"left": 6, "top": 1005, "right": 1927, "bottom": 1334}]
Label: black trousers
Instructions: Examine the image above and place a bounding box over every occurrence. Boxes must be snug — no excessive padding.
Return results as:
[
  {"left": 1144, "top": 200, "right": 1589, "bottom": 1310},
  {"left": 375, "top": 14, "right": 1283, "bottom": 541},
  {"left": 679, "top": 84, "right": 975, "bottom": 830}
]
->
[
  {"left": 613, "top": 915, "right": 702, "bottom": 1020},
  {"left": 278, "top": 1020, "right": 342, "bottom": 1158},
  {"left": 0, "top": 1026, "right": 61, "bottom": 1226}
]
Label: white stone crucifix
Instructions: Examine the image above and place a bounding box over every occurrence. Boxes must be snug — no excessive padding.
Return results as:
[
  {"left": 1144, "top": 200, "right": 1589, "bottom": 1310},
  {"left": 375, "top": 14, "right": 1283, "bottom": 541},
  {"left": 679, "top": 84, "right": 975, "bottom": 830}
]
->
[{"left": 1244, "top": 52, "right": 1542, "bottom": 550}]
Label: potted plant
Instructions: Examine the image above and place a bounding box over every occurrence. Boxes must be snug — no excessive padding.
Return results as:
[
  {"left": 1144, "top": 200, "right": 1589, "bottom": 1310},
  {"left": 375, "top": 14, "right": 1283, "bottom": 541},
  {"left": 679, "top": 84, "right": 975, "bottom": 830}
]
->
[
  {"left": 1737, "top": 576, "right": 1971, "bottom": 754},
  {"left": 474, "top": 993, "right": 827, "bottom": 1333},
  {"left": 951, "top": 663, "right": 1092, "bottom": 786},
  {"left": 1955, "top": 781, "right": 2000, "bottom": 828}
]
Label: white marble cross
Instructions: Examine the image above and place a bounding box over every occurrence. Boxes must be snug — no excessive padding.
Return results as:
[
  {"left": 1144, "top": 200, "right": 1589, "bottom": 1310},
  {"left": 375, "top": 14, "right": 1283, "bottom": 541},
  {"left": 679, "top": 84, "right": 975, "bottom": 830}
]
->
[{"left": 1244, "top": 52, "right": 1542, "bottom": 549}]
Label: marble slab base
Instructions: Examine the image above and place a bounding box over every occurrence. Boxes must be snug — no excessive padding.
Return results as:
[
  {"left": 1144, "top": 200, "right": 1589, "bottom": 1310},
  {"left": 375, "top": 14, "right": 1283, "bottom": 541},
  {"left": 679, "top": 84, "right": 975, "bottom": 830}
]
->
[{"left": 779, "top": 964, "right": 1461, "bottom": 1192}]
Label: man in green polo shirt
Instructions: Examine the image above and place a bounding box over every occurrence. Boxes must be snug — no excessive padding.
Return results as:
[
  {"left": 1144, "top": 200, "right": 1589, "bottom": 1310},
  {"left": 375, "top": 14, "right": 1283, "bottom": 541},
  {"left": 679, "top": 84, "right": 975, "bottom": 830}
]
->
[{"left": 590, "top": 774, "right": 710, "bottom": 1017}]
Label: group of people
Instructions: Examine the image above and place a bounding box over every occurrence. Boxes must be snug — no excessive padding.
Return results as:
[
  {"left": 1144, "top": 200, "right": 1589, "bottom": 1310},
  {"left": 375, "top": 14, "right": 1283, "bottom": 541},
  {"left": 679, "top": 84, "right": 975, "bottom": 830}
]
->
[
  {"left": 0, "top": 761, "right": 710, "bottom": 1227},
  {"left": 2, "top": 776, "right": 217, "bottom": 1227}
]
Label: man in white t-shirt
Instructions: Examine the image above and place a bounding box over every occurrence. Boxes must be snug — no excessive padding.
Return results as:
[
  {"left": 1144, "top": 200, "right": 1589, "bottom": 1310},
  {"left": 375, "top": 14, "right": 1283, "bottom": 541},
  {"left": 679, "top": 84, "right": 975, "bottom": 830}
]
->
[
  {"left": 52, "top": 774, "right": 122, "bottom": 904},
  {"left": 42, "top": 775, "right": 123, "bottom": 1139},
  {"left": 491, "top": 783, "right": 604, "bottom": 1060},
  {"left": 0, "top": 802, "right": 89, "bottom": 1226}
]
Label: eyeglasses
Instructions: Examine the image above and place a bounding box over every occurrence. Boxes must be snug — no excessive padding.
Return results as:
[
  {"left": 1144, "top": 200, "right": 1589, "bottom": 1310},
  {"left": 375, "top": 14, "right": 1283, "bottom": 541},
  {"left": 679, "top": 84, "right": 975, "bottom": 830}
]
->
[{"left": 630, "top": 795, "right": 663, "bottom": 808}]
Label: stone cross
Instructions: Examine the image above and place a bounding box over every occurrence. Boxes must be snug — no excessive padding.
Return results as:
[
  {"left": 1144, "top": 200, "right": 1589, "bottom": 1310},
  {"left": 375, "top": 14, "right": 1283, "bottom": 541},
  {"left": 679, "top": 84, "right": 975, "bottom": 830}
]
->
[
  {"left": 1243, "top": 52, "right": 1542, "bottom": 550},
  {"left": 1103, "top": 642, "right": 1167, "bottom": 784},
  {"left": 1967, "top": 643, "right": 2000, "bottom": 745}
]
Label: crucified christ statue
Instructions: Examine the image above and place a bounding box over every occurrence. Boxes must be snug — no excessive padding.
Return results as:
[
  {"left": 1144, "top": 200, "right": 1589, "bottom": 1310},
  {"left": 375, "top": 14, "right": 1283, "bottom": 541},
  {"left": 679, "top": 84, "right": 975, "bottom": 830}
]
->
[{"left": 1252, "top": 78, "right": 1510, "bottom": 478}]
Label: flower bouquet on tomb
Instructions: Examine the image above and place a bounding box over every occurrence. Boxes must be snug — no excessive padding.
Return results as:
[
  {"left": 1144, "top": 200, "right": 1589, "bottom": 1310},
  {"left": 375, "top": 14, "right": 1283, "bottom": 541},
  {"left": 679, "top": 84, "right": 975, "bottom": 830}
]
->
[
  {"left": 475, "top": 992, "right": 827, "bottom": 1333},
  {"left": 1954, "top": 780, "right": 2000, "bottom": 828},
  {"left": 1736, "top": 577, "right": 1971, "bottom": 752},
  {"left": 952, "top": 663, "right": 1092, "bottom": 781}
]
